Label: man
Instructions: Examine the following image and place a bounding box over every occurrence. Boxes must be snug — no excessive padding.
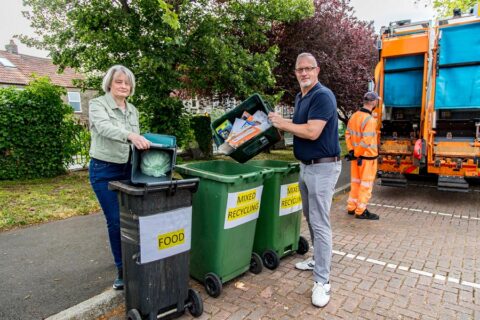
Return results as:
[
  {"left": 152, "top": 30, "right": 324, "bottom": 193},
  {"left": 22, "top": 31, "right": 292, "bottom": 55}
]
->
[
  {"left": 345, "top": 91, "right": 380, "bottom": 220},
  {"left": 268, "top": 52, "right": 341, "bottom": 308}
]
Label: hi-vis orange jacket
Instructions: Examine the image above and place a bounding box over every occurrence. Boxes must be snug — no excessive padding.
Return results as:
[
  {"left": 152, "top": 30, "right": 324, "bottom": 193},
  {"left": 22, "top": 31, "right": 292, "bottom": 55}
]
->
[{"left": 345, "top": 108, "right": 378, "bottom": 159}]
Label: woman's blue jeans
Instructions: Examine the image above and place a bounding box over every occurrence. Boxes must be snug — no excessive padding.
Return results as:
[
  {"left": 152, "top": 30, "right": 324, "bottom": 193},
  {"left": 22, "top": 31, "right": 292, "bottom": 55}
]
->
[{"left": 89, "top": 158, "right": 131, "bottom": 270}]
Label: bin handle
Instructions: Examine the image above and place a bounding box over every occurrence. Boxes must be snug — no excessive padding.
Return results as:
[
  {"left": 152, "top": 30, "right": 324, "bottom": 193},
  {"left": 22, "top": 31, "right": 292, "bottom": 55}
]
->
[
  {"left": 133, "top": 252, "right": 141, "bottom": 265},
  {"left": 285, "top": 162, "right": 300, "bottom": 174},
  {"left": 238, "top": 171, "right": 261, "bottom": 183},
  {"left": 264, "top": 100, "right": 274, "bottom": 113},
  {"left": 239, "top": 169, "right": 273, "bottom": 183},
  {"left": 261, "top": 168, "right": 274, "bottom": 180}
]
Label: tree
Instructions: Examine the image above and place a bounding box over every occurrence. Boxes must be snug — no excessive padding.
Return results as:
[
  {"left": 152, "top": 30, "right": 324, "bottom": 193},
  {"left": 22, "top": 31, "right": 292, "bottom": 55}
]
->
[
  {"left": 271, "top": 0, "right": 377, "bottom": 124},
  {"left": 20, "top": 0, "right": 314, "bottom": 147},
  {"left": 414, "top": 0, "right": 477, "bottom": 17}
]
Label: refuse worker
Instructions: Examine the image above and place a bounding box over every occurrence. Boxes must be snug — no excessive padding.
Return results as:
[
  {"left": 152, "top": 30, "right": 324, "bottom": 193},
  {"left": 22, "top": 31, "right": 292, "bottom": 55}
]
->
[
  {"left": 344, "top": 91, "right": 380, "bottom": 220},
  {"left": 88, "top": 65, "right": 151, "bottom": 290},
  {"left": 268, "top": 52, "right": 341, "bottom": 308}
]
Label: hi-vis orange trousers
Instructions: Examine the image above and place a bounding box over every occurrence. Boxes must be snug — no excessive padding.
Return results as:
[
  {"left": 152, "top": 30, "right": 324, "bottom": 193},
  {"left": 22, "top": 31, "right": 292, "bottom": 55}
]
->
[{"left": 347, "top": 159, "right": 377, "bottom": 215}]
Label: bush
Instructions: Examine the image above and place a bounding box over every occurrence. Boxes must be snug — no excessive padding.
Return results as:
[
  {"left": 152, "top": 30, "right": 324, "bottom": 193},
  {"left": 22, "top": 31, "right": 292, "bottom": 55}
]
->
[
  {"left": 190, "top": 115, "right": 213, "bottom": 158},
  {"left": 0, "top": 77, "right": 77, "bottom": 180},
  {"left": 141, "top": 97, "right": 193, "bottom": 149}
]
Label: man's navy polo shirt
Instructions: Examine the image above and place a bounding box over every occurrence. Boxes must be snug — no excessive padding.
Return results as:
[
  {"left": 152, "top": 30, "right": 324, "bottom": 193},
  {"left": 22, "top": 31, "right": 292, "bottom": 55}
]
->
[{"left": 292, "top": 82, "right": 340, "bottom": 162}]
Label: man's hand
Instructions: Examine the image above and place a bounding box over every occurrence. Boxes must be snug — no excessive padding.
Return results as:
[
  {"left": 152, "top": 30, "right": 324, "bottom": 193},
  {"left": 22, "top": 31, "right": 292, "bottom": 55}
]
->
[
  {"left": 268, "top": 112, "right": 286, "bottom": 130},
  {"left": 344, "top": 150, "right": 357, "bottom": 161},
  {"left": 128, "top": 133, "right": 151, "bottom": 150}
]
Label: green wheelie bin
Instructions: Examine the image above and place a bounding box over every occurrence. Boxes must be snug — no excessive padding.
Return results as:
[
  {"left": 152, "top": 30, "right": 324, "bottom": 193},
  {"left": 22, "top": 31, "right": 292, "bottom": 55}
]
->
[
  {"left": 176, "top": 160, "right": 272, "bottom": 298},
  {"left": 247, "top": 160, "right": 309, "bottom": 270}
]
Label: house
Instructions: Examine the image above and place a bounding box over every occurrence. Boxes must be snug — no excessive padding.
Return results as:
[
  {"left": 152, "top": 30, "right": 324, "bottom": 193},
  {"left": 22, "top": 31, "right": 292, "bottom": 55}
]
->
[{"left": 0, "top": 40, "right": 97, "bottom": 123}]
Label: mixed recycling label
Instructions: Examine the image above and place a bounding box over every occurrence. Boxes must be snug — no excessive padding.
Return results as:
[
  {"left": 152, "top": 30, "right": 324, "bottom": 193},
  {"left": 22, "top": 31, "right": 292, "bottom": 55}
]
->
[
  {"left": 279, "top": 182, "right": 302, "bottom": 216},
  {"left": 138, "top": 206, "right": 192, "bottom": 264},
  {"left": 224, "top": 186, "right": 263, "bottom": 229}
]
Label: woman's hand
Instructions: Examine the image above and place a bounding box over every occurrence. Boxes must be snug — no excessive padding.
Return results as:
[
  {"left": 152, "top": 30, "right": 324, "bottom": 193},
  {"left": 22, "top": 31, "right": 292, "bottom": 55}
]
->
[{"left": 128, "top": 133, "right": 151, "bottom": 150}]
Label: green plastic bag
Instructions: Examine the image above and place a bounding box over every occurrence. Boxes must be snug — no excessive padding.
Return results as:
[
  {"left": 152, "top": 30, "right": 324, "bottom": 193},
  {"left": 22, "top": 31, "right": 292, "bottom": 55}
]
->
[{"left": 140, "top": 150, "right": 171, "bottom": 177}]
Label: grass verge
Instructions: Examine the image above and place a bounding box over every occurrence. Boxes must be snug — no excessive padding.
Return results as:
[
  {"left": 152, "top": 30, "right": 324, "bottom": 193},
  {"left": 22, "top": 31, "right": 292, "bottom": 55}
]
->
[
  {"left": 1, "top": 142, "right": 347, "bottom": 232},
  {"left": 0, "top": 171, "right": 98, "bottom": 231}
]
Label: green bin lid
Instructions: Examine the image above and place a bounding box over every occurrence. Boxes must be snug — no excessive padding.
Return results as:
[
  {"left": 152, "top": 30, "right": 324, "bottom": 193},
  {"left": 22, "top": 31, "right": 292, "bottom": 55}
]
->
[
  {"left": 176, "top": 160, "right": 273, "bottom": 184},
  {"left": 247, "top": 160, "right": 300, "bottom": 174}
]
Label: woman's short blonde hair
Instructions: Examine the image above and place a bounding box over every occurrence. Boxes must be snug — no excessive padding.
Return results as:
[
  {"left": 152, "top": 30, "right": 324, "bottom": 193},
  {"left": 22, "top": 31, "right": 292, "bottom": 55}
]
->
[{"left": 102, "top": 65, "right": 136, "bottom": 96}]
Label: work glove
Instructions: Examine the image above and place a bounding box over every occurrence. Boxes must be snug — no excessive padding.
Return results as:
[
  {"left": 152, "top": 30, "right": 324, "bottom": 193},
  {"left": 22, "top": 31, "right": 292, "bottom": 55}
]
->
[
  {"left": 344, "top": 150, "right": 357, "bottom": 161},
  {"left": 357, "top": 157, "right": 363, "bottom": 166}
]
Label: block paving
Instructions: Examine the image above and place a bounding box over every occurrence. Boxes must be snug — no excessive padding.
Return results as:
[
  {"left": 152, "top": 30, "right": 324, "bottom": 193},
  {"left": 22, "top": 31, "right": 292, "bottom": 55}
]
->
[{"left": 100, "top": 183, "right": 480, "bottom": 319}]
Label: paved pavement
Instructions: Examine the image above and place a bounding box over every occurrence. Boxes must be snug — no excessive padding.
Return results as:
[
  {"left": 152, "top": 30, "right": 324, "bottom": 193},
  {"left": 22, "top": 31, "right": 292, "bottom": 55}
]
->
[
  {"left": 3, "top": 172, "right": 480, "bottom": 319},
  {"left": 0, "top": 214, "right": 115, "bottom": 320},
  {"left": 102, "top": 182, "right": 480, "bottom": 319}
]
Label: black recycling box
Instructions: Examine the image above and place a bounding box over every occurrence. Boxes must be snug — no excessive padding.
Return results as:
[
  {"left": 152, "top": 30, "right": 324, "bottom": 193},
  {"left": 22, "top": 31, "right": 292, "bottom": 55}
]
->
[{"left": 211, "top": 94, "right": 282, "bottom": 163}]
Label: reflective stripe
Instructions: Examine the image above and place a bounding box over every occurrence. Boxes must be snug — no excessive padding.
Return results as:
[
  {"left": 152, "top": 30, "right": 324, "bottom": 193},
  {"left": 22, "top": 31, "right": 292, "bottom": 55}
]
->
[
  {"left": 360, "top": 181, "right": 374, "bottom": 187},
  {"left": 348, "top": 128, "right": 375, "bottom": 137},
  {"left": 358, "top": 141, "right": 378, "bottom": 149},
  {"left": 347, "top": 128, "right": 362, "bottom": 137},
  {"left": 347, "top": 197, "right": 358, "bottom": 203},
  {"left": 351, "top": 178, "right": 361, "bottom": 183},
  {"left": 361, "top": 116, "right": 372, "bottom": 130},
  {"left": 357, "top": 203, "right": 367, "bottom": 209}
]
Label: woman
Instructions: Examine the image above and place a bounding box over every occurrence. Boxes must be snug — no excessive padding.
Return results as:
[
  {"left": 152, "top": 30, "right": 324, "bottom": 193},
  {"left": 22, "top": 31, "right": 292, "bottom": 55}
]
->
[{"left": 88, "top": 65, "right": 150, "bottom": 290}]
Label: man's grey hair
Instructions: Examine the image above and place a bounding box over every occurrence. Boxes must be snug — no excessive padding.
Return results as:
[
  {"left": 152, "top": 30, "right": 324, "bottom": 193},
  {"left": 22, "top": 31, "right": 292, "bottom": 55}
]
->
[
  {"left": 296, "top": 53, "right": 318, "bottom": 67},
  {"left": 102, "top": 65, "right": 136, "bottom": 96}
]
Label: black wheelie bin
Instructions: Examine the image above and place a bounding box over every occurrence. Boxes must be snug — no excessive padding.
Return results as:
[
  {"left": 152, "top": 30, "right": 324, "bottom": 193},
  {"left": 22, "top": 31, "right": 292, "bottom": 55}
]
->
[{"left": 109, "top": 178, "right": 203, "bottom": 320}]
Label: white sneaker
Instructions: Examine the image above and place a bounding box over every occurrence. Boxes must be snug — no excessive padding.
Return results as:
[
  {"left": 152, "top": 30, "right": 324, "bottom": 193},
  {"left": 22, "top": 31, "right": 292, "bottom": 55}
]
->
[
  {"left": 312, "top": 282, "right": 330, "bottom": 307},
  {"left": 295, "top": 258, "right": 315, "bottom": 270}
]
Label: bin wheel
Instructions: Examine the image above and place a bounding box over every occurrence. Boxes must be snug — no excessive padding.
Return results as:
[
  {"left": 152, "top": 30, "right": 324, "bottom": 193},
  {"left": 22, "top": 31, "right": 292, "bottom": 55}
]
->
[
  {"left": 204, "top": 273, "right": 222, "bottom": 298},
  {"left": 297, "top": 236, "right": 309, "bottom": 255},
  {"left": 250, "top": 252, "right": 263, "bottom": 274},
  {"left": 187, "top": 288, "right": 204, "bottom": 317},
  {"left": 262, "top": 250, "right": 280, "bottom": 270},
  {"left": 127, "top": 309, "right": 142, "bottom": 320}
]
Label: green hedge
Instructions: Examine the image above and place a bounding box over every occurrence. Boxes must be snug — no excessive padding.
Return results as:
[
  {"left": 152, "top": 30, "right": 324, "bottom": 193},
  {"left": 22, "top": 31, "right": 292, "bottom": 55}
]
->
[{"left": 0, "top": 77, "right": 77, "bottom": 180}]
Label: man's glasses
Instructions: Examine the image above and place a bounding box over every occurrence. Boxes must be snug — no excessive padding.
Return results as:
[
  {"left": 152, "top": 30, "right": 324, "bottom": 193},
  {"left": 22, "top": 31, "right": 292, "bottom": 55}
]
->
[{"left": 294, "top": 66, "right": 317, "bottom": 74}]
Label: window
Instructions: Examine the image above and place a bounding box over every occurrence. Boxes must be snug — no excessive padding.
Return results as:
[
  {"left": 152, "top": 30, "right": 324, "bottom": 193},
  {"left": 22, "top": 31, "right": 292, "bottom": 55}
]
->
[
  {"left": 0, "top": 57, "right": 16, "bottom": 68},
  {"left": 67, "top": 92, "right": 81, "bottom": 112}
]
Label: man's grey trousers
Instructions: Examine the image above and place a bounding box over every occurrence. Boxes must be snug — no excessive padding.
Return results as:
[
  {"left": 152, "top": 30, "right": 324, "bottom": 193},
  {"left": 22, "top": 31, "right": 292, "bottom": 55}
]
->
[{"left": 299, "top": 161, "right": 342, "bottom": 284}]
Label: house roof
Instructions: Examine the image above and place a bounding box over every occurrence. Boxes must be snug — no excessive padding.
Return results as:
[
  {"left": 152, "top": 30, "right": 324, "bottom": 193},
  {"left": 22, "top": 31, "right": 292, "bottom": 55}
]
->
[{"left": 0, "top": 50, "right": 83, "bottom": 88}]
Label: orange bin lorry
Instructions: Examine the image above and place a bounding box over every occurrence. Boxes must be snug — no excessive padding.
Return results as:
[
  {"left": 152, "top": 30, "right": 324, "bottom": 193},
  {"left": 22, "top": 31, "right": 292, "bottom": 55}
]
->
[
  {"left": 375, "top": 6, "right": 480, "bottom": 191},
  {"left": 375, "top": 19, "right": 431, "bottom": 187},
  {"left": 424, "top": 12, "right": 480, "bottom": 191}
]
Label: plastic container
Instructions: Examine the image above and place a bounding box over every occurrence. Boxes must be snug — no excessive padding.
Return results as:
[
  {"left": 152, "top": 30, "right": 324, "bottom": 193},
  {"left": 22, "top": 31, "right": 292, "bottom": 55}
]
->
[
  {"left": 108, "top": 179, "right": 203, "bottom": 320},
  {"left": 131, "top": 133, "right": 177, "bottom": 186},
  {"left": 247, "top": 160, "right": 309, "bottom": 270},
  {"left": 211, "top": 94, "right": 282, "bottom": 163},
  {"left": 175, "top": 160, "right": 273, "bottom": 297}
]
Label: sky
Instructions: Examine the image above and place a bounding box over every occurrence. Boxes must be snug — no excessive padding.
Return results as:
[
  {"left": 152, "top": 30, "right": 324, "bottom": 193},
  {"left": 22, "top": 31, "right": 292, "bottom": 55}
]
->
[
  {"left": 1, "top": 0, "right": 436, "bottom": 59},
  {"left": 349, "top": 0, "right": 436, "bottom": 31}
]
